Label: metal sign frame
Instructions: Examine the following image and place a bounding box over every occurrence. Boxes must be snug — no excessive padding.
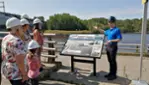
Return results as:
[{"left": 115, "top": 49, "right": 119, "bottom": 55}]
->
[
  {"left": 60, "top": 34, "right": 105, "bottom": 76},
  {"left": 60, "top": 34, "right": 105, "bottom": 59},
  {"left": 142, "top": 0, "right": 148, "bottom": 4}
]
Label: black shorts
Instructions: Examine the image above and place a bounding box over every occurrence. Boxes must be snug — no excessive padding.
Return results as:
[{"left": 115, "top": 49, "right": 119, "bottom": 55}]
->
[{"left": 9, "top": 80, "right": 26, "bottom": 85}]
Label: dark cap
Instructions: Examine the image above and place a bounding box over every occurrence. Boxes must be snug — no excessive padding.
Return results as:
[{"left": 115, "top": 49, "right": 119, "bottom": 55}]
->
[{"left": 108, "top": 16, "right": 116, "bottom": 23}]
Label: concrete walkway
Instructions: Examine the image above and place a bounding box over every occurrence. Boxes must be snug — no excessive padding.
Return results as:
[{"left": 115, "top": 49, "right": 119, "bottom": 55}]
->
[
  {"left": 49, "top": 54, "right": 149, "bottom": 85},
  {"left": 1, "top": 55, "right": 149, "bottom": 85},
  {"left": 1, "top": 78, "right": 75, "bottom": 85}
]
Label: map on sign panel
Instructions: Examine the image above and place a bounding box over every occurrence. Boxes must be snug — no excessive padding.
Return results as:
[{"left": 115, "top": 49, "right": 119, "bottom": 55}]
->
[{"left": 61, "top": 34, "right": 105, "bottom": 58}]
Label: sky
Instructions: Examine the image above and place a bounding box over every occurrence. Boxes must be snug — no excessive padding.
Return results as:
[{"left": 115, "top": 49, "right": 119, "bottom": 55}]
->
[{"left": 1, "top": 0, "right": 146, "bottom": 20}]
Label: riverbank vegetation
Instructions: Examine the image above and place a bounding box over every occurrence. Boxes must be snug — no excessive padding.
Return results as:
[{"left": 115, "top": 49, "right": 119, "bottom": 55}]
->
[
  {"left": 38, "top": 13, "right": 149, "bottom": 33},
  {"left": 44, "top": 30, "right": 91, "bottom": 34}
]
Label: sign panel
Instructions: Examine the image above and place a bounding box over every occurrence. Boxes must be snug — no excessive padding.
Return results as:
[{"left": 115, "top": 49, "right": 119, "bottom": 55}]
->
[
  {"left": 142, "top": 0, "right": 148, "bottom": 4},
  {"left": 61, "top": 34, "right": 105, "bottom": 58}
]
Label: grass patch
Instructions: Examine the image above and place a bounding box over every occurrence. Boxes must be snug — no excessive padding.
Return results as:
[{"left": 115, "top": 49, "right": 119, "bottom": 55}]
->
[{"left": 44, "top": 30, "right": 91, "bottom": 34}]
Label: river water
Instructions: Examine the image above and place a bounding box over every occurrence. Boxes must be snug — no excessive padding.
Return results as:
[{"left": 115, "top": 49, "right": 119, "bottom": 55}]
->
[
  {"left": 0, "top": 33, "right": 149, "bottom": 53},
  {"left": 120, "top": 33, "right": 149, "bottom": 44},
  {"left": 0, "top": 33, "right": 149, "bottom": 44},
  {"left": 48, "top": 33, "right": 149, "bottom": 53}
]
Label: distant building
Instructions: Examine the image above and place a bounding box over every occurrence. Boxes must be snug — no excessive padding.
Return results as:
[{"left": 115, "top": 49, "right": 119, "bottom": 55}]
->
[{"left": 0, "top": 11, "right": 33, "bottom": 31}]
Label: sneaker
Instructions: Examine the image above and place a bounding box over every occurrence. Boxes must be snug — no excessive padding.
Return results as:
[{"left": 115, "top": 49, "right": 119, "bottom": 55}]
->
[{"left": 107, "top": 75, "right": 117, "bottom": 80}]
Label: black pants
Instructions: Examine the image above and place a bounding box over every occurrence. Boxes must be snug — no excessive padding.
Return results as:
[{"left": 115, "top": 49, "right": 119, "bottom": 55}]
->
[
  {"left": 9, "top": 80, "right": 25, "bottom": 85},
  {"left": 39, "top": 67, "right": 43, "bottom": 72},
  {"left": 106, "top": 45, "right": 118, "bottom": 76},
  {"left": 27, "top": 78, "right": 38, "bottom": 85}
]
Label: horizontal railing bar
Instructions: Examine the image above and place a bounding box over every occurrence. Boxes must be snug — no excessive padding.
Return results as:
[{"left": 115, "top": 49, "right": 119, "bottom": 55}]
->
[
  {"left": 44, "top": 41, "right": 56, "bottom": 44},
  {"left": 0, "top": 31, "right": 56, "bottom": 36},
  {"left": 42, "top": 47, "right": 56, "bottom": 51},
  {"left": 41, "top": 54, "right": 57, "bottom": 58}
]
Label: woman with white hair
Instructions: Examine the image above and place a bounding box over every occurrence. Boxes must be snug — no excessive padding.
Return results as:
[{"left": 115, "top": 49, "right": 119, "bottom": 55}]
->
[{"left": 1, "top": 17, "right": 28, "bottom": 85}]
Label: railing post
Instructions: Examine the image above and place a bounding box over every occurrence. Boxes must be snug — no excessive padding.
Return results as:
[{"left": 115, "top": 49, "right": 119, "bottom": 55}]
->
[
  {"left": 147, "top": 44, "right": 149, "bottom": 53},
  {"left": 47, "top": 36, "right": 55, "bottom": 63},
  {"left": 136, "top": 46, "right": 139, "bottom": 53},
  {"left": 48, "top": 36, "right": 55, "bottom": 55}
]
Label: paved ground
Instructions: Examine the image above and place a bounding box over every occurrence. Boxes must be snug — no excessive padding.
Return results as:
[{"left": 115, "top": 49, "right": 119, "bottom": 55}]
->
[
  {"left": 1, "top": 79, "right": 75, "bottom": 85},
  {"left": 50, "top": 54, "right": 149, "bottom": 85},
  {"left": 1, "top": 55, "right": 149, "bottom": 85}
]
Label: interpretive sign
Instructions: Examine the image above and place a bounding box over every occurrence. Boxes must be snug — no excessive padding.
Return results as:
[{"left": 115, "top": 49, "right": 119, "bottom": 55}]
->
[{"left": 61, "top": 34, "right": 105, "bottom": 58}]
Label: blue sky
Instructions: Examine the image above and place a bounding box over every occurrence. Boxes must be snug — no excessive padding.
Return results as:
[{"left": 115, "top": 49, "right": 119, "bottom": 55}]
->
[{"left": 2, "top": 0, "right": 145, "bottom": 20}]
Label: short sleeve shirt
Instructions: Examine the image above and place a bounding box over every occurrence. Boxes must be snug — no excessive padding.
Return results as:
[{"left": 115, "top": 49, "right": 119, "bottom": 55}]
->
[
  {"left": 104, "top": 27, "right": 122, "bottom": 45},
  {"left": 26, "top": 54, "right": 40, "bottom": 78},
  {"left": 33, "top": 30, "right": 44, "bottom": 46},
  {"left": 1, "top": 34, "right": 26, "bottom": 80}
]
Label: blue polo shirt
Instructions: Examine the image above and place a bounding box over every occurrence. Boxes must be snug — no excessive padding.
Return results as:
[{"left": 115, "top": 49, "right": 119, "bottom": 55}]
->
[{"left": 104, "top": 27, "right": 122, "bottom": 45}]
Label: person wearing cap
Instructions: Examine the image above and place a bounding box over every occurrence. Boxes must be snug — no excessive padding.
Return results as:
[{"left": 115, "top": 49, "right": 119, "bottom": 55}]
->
[
  {"left": 21, "top": 14, "right": 30, "bottom": 28},
  {"left": 20, "top": 18, "right": 32, "bottom": 51},
  {"left": 20, "top": 18, "right": 32, "bottom": 74},
  {"left": 21, "top": 14, "right": 33, "bottom": 36},
  {"left": 33, "top": 18, "right": 43, "bottom": 56},
  {"left": 33, "top": 18, "right": 44, "bottom": 71},
  {"left": 1, "top": 17, "right": 28, "bottom": 85},
  {"left": 94, "top": 16, "right": 122, "bottom": 80},
  {"left": 26, "top": 40, "right": 41, "bottom": 85},
  {"left": 21, "top": 14, "right": 30, "bottom": 20}
]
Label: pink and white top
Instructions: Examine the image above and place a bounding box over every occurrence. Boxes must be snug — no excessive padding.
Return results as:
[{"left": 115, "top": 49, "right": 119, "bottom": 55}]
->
[
  {"left": 26, "top": 54, "right": 41, "bottom": 78},
  {"left": 1, "top": 34, "right": 26, "bottom": 80}
]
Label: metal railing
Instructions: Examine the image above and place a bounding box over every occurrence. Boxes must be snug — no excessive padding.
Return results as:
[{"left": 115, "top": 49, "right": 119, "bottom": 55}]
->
[
  {"left": 54, "top": 41, "right": 149, "bottom": 53},
  {"left": 0, "top": 32, "right": 57, "bottom": 63},
  {"left": 0, "top": 31, "right": 148, "bottom": 56}
]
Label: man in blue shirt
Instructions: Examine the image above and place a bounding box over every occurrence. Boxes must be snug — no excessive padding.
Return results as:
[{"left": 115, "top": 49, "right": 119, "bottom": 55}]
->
[{"left": 94, "top": 16, "right": 122, "bottom": 80}]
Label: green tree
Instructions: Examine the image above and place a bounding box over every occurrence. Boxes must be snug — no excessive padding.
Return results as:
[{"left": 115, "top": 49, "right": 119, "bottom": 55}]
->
[
  {"left": 44, "top": 13, "right": 148, "bottom": 33},
  {"left": 38, "top": 16, "right": 45, "bottom": 21},
  {"left": 46, "top": 13, "right": 87, "bottom": 30}
]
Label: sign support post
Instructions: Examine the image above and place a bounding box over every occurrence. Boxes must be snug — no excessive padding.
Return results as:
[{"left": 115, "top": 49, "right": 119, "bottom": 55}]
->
[
  {"left": 132, "top": 0, "right": 148, "bottom": 85},
  {"left": 71, "top": 56, "right": 97, "bottom": 76},
  {"left": 60, "top": 34, "right": 105, "bottom": 77}
]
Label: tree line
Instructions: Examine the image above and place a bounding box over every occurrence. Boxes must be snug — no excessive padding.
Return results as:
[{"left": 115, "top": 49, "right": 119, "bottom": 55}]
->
[{"left": 38, "top": 13, "right": 149, "bottom": 33}]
